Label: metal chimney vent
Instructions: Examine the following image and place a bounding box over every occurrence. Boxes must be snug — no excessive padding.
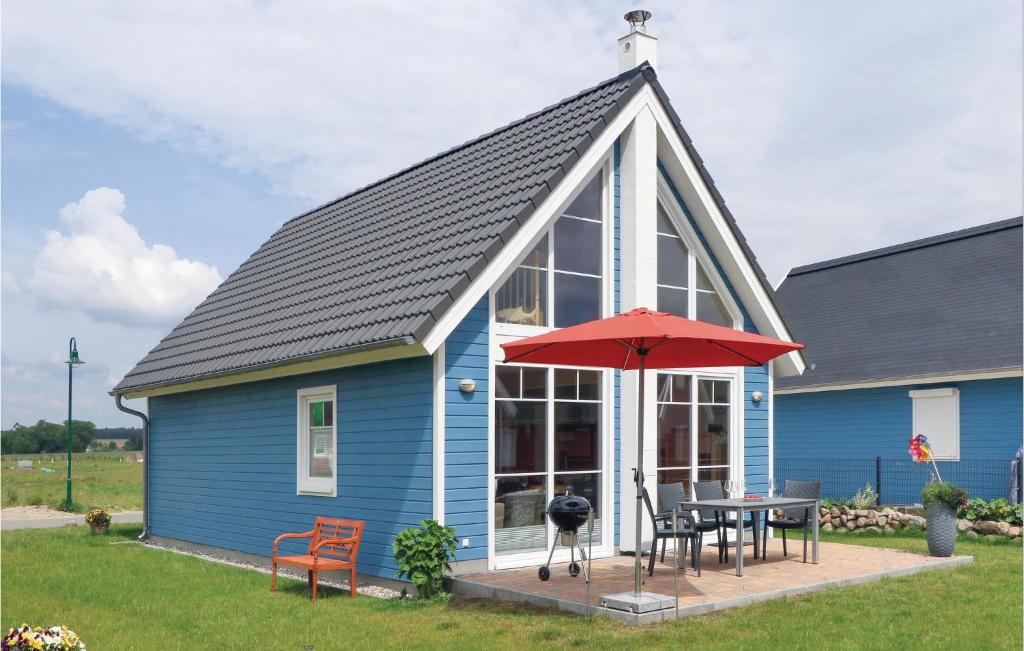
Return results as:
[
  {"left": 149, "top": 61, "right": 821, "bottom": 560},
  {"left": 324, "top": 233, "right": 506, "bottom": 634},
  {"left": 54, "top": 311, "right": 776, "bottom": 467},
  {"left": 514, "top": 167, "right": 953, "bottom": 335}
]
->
[{"left": 624, "top": 9, "right": 652, "bottom": 33}]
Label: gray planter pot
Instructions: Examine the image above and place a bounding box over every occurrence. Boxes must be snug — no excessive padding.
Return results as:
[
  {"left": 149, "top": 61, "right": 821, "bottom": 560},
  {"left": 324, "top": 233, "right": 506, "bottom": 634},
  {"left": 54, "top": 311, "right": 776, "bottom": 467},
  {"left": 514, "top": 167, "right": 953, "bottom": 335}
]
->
[{"left": 926, "top": 503, "right": 957, "bottom": 557}]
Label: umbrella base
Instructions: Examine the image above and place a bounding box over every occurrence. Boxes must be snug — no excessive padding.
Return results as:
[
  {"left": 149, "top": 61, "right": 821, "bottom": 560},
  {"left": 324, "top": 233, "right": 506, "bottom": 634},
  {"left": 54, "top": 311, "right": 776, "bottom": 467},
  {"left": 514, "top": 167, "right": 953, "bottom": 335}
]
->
[{"left": 599, "top": 591, "right": 675, "bottom": 614}]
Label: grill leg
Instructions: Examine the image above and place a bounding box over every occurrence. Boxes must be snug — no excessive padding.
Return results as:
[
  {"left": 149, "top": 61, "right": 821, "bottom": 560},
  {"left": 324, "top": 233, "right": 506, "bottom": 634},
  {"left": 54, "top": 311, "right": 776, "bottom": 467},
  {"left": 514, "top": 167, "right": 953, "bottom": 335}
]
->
[
  {"left": 782, "top": 528, "right": 788, "bottom": 556},
  {"left": 543, "top": 529, "right": 560, "bottom": 569}
]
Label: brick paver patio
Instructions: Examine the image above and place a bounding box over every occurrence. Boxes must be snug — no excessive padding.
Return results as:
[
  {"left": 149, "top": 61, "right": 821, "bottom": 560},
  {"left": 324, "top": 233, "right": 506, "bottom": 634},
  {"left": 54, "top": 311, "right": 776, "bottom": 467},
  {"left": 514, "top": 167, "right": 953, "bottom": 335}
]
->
[{"left": 451, "top": 539, "right": 972, "bottom": 624}]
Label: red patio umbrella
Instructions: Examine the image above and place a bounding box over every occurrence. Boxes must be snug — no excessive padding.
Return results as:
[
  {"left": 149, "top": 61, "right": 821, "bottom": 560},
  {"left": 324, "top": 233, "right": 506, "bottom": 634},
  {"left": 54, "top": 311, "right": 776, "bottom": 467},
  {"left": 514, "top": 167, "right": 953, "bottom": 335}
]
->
[{"left": 501, "top": 307, "right": 804, "bottom": 597}]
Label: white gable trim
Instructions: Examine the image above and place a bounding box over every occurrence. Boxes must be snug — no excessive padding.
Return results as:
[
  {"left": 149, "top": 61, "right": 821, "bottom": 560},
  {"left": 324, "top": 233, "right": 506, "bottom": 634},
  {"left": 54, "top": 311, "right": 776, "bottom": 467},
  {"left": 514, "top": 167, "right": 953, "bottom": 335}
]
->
[
  {"left": 648, "top": 102, "right": 805, "bottom": 378},
  {"left": 776, "top": 367, "right": 1024, "bottom": 394},
  {"left": 421, "top": 83, "right": 805, "bottom": 377},
  {"left": 420, "top": 86, "right": 656, "bottom": 354}
]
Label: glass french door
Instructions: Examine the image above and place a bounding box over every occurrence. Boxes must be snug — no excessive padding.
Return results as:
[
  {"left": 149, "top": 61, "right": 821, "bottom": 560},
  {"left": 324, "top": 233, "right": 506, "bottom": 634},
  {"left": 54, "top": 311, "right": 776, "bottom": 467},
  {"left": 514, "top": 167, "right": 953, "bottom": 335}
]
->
[
  {"left": 655, "top": 373, "right": 732, "bottom": 510},
  {"left": 493, "top": 364, "right": 604, "bottom": 556}
]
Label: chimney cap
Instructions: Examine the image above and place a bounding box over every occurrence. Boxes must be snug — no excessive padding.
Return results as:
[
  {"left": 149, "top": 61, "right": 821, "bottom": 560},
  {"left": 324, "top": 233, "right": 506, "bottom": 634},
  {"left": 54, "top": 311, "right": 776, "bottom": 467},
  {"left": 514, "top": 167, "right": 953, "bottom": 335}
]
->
[{"left": 623, "top": 10, "right": 652, "bottom": 33}]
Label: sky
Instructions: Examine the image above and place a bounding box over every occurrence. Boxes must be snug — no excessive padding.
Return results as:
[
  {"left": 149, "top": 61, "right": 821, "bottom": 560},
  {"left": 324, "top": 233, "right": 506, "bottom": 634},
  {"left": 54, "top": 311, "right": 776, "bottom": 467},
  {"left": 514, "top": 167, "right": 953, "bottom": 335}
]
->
[{"left": 2, "top": 1, "right": 1021, "bottom": 428}]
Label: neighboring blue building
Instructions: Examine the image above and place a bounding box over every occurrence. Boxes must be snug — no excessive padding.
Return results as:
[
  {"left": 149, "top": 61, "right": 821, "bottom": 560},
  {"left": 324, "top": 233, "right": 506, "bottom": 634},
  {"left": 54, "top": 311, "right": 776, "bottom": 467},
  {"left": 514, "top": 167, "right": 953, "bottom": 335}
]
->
[
  {"left": 775, "top": 218, "right": 1023, "bottom": 503},
  {"left": 113, "top": 34, "right": 806, "bottom": 581}
]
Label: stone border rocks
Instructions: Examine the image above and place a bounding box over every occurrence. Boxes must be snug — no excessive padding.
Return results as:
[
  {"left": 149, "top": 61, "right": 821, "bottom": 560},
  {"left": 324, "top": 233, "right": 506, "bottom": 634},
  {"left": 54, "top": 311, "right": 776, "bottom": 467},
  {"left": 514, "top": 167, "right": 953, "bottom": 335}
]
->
[{"left": 813, "top": 506, "right": 1022, "bottom": 541}]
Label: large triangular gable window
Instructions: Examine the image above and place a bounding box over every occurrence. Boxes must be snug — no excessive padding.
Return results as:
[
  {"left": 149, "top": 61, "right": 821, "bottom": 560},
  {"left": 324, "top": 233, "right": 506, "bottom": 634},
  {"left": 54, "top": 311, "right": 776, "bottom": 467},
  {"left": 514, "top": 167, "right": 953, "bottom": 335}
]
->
[
  {"left": 495, "top": 171, "right": 605, "bottom": 329},
  {"left": 656, "top": 204, "right": 736, "bottom": 327}
]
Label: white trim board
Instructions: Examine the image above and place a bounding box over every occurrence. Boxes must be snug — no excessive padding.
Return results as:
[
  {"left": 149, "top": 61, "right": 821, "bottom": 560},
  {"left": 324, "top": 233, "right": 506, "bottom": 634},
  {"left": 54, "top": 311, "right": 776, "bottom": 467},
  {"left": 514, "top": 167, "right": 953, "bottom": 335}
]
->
[
  {"left": 649, "top": 105, "right": 804, "bottom": 378},
  {"left": 432, "top": 343, "right": 446, "bottom": 524},
  {"left": 421, "top": 81, "right": 805, "bottom": 380},
  {"left": 775, "top": 368, "right": 1023, "bottom": 394},
  {"left": 421, "top": 87, "right": 656, "bottom": 354}
]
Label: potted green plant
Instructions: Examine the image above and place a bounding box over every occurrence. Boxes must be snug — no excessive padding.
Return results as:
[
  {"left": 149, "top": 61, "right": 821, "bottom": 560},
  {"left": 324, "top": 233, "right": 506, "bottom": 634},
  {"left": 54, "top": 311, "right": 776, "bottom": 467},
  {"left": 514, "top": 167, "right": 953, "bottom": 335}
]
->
[
  {"left": 921, "top": 481, "right": 968, "bottom": 556},
  {"left": 910, "top": 434, "right": 967, "bottom": 556},
  {"left": 84, "top": 508, "right": 111, "bottom": 535}
]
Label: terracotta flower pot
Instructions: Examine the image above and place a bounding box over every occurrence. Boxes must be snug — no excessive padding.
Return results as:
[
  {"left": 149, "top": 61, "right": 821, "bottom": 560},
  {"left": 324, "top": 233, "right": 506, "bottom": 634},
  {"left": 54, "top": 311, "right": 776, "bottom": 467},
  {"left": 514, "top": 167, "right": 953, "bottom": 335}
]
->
[{"left": 90, "top": 522, "right": 110, "bottom": 535}]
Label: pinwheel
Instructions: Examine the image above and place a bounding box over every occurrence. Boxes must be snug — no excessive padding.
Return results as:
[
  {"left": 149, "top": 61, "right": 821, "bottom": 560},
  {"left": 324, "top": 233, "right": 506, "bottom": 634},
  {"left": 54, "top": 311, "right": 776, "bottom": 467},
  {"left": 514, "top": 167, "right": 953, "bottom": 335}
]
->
[{"left": 909, "top": 434, "right": 943, "bottom": 482}]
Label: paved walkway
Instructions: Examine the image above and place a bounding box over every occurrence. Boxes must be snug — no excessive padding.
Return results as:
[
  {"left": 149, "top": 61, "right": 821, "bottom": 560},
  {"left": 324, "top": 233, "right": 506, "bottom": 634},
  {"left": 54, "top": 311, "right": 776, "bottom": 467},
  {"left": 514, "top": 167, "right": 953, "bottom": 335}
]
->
[{"left": 1, "top": 509, "right": 143, "bottom": 531}]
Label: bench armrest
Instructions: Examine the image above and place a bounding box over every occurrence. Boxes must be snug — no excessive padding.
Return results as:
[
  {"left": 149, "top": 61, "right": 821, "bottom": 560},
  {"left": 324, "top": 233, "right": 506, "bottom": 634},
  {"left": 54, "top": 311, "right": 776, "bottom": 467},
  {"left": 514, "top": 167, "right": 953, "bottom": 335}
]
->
[{"left": 273, "top": 530, "right": 315, "bottom": 556}]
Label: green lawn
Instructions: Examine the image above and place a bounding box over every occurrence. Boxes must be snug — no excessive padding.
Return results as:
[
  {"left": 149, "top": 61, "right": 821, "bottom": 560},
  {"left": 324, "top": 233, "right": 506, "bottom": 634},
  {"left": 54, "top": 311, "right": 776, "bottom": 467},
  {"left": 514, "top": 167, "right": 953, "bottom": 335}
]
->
[
  {"left": 1, "top": 526, "right": 1020, "bottom": 650},
  {"left": 1, "top": 453, "right": 142, "bottom": 511}
]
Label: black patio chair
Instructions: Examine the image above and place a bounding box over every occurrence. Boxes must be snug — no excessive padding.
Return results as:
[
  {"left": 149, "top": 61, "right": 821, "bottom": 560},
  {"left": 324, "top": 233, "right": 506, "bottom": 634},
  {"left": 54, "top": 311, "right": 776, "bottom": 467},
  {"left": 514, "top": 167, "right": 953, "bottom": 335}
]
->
[
  {"left": 642, "top": 487, "right": 702, "bottom": 577},
  {"left": 762, "top": 480, "right": 821, "bottom": 562},
  {"left": 692, "top": 480, "right": 759, "bottom": 562},
  {"left": 656, "top": 482, "right": 720, "bottom": 564}
]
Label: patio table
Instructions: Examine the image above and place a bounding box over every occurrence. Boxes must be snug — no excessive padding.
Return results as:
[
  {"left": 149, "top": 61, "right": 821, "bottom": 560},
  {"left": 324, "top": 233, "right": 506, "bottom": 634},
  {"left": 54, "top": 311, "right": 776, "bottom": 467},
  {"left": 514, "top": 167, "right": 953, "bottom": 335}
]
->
[{"left": 678, "top": 497, "right": 820, "bottom": 577}]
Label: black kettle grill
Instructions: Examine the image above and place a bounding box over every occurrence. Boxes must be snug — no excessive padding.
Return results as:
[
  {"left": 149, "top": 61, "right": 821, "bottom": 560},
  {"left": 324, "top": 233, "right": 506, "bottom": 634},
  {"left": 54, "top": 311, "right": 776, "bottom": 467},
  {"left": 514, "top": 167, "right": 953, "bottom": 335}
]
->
[{"left": 538, "top": 493, "right": 593, "bottom": 582}]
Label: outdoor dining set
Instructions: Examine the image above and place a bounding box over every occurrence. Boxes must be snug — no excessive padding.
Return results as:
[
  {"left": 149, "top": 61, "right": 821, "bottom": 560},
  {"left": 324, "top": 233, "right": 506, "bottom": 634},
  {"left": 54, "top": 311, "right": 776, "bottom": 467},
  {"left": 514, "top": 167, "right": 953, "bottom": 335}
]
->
[{"left": 643, "top": 479, "right": 822, "bottom": 578}]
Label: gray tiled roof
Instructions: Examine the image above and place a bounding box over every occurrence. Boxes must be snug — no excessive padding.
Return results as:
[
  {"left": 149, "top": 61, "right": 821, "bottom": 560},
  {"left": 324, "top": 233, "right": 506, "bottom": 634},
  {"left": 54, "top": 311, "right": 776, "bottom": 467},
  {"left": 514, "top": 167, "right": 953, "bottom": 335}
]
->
[
  {"left": 115, "top": 63, "right": 797, "bottom": 394},
  {"left": 114, "top": 67, "right": 651, "bottom": 393},
  {"left": 775, "top": 217, "right": 1023, "bottom": 389}
]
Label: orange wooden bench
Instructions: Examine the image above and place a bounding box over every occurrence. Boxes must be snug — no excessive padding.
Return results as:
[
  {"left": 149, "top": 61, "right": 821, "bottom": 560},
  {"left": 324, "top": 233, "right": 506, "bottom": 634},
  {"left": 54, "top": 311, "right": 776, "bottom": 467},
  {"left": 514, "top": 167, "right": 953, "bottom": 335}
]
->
[{"left": 271, "top": 517, "right": 365, "bottom": 601}]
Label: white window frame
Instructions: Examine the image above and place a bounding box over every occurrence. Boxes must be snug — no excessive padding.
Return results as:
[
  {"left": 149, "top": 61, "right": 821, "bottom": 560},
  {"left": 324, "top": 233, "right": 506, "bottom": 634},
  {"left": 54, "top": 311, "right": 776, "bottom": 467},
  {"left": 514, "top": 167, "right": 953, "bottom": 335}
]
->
[
  {"left": 490, "top": 362, "right": 614, "bottom": 568},
  {"left": 487, "top": 156, "right": 616, "bottom": 569},
  {"left": 296, "top": 385, "right": 338, "bottom": 496},
  {"left": 656, "top": 181, "right": 743, "bottom": 330},
  {"left": 909, "top": 387, "right": 960, "bottom": 461},
  {"left": 655, "top": 371, "right": 739, "bottom": 497},
  {"left": 492, "top": 160, "right": 613, "bottom": 339}
]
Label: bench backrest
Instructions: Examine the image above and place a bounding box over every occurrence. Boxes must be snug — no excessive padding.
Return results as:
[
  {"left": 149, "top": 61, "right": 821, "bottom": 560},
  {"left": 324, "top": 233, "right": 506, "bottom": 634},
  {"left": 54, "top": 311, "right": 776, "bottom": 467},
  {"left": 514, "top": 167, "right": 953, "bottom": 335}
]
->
[{"left": 309, "top": 517, "right": 364, "bottom": 563}]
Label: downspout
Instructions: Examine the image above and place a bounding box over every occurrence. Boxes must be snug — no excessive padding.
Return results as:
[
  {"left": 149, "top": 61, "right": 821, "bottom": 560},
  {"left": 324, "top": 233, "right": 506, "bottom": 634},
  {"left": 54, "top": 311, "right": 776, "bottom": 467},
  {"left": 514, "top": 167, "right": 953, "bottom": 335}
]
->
[{"left": 115, "top": 394, "right": 149, "bottom": 540}]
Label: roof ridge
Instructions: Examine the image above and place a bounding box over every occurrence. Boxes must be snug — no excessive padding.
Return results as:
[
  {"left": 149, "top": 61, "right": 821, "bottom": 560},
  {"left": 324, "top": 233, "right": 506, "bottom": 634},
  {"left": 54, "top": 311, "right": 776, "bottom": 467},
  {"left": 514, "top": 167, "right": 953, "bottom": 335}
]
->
[
  {"left": 788, "top": 216, "right": 1023, "bottom": 277},
  {"left": 278, "top": 64, "right": 652, "bottom": 229}
]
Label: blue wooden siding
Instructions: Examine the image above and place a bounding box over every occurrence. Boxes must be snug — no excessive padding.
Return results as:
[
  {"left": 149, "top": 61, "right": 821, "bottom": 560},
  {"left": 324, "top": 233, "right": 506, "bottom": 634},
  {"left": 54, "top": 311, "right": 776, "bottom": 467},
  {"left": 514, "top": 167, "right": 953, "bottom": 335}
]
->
[
  {"left": 147, "top": 356, "right": 434, "bottom": 579},
  {"left": 775, "top": 377, "right": 1023, "bottom": 500},
  {"left": 658, "top": 162, "right": 769, "bottom": 496},
  {"left": 444, "top": 297, "right": 489, "bottom": 563}
]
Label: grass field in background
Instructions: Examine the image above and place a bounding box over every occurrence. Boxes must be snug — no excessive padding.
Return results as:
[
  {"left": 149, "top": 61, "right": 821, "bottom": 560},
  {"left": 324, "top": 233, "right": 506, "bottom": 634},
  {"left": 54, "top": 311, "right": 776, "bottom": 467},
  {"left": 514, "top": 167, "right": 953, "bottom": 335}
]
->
[
  {"left": 1, "top": 525, "right": 1019, "bottom": 649},
  {"left": 2, "top": 453, "right": 142, "bottom": 511}
]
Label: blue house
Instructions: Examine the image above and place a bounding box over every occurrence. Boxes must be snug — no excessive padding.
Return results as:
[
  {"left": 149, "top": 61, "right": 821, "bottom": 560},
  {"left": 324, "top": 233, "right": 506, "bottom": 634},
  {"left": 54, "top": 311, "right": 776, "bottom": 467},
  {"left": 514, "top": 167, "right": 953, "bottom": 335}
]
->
[
  {"left": 113, "top": 29, "right": 805, "bottom": 580},
  {"left": 774, "top": 218, "right": 1023, "bottom": 503}
]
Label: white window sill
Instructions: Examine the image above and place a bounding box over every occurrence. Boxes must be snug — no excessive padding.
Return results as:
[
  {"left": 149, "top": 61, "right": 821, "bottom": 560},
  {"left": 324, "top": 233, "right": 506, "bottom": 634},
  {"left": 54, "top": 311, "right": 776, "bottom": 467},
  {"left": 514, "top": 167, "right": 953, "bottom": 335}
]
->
[{"left": 297, "top": 488, "right": 337, "bottom": 498}]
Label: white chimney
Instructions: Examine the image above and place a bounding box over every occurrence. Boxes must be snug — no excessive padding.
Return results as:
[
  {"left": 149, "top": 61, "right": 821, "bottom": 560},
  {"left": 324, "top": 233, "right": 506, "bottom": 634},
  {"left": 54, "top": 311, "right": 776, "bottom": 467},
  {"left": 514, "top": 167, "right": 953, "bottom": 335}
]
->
[{"left": 618, "top": 10, "right": 657, "bottom": 73}]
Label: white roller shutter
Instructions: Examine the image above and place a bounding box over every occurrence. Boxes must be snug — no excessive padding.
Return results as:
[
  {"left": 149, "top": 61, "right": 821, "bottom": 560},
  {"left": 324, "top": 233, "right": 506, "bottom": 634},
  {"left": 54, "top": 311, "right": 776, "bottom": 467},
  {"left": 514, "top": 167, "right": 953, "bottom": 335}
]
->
[{"left": 909, "top": 388, "right": 960, "bottom": 461}]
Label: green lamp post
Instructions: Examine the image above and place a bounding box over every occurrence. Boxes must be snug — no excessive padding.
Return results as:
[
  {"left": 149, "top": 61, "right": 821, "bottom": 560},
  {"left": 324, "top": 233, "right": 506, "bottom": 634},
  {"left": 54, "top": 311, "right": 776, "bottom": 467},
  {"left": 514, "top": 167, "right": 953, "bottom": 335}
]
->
[{"left": 62, "top": 337, "right": 85, "bottom": 511}]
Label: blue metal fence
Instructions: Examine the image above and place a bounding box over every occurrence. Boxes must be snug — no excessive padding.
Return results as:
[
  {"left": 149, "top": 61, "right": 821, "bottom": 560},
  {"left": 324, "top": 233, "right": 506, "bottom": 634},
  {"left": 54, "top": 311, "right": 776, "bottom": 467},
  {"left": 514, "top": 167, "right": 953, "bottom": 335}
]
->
[{"left": 775, "top": 457, "right": 1019, "bottom": 505}]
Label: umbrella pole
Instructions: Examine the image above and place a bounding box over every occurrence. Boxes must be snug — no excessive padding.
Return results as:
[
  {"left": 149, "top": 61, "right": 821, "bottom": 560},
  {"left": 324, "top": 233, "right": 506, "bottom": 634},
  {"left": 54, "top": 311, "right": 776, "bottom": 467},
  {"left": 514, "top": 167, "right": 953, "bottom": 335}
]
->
[{"left": 634, "top": 354, "right": 646, "bottom": 597}]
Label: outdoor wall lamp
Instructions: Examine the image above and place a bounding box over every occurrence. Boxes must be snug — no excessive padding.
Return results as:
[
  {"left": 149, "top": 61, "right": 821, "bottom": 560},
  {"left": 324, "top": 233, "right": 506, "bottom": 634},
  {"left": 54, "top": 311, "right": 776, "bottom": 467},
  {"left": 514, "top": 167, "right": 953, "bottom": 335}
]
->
[
  {"left": 751, "top": 390, "right": 764, "bottom": 404},
  {"left": 458, "top": 378, "right": 477, "bottom": 394}
]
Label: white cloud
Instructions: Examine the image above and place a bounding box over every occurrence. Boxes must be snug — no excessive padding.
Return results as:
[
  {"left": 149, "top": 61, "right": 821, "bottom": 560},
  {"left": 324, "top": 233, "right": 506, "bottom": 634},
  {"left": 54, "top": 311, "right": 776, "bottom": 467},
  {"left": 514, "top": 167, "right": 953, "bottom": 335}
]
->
[
  {"left": 28, "top": 187, "right": 222, "bottom": 326},
  {"left": 2, "top": 1, "right": 1020, "bottom": 285}
]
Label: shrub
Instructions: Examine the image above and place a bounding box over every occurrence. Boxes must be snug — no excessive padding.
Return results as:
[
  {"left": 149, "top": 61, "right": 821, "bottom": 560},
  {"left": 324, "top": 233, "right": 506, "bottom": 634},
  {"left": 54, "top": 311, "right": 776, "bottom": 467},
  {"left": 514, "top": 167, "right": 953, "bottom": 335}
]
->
[
  {"left": 922, "top": 481, "right": 968, "bottom": 510},
  {"left": 850, "top": 483, "right": 878, "bottom": 510},
  {"left": 392, "top": 519, "right": 457, "bottom": 600},
  {"left": 2, "top": 624, "right": 85, "bottom": 650},
  {"left": 959, "top": 497, "right": 1024, "bottom": 525},
  {"left": 820, "top": 497, "right": 847, "bottom": 510}
]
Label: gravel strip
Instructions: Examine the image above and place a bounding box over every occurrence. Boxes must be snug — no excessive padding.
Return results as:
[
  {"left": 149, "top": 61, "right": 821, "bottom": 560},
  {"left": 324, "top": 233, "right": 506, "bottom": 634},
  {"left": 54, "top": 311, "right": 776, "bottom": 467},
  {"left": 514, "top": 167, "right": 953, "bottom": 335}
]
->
[{"left": 143, "top": 541, "right": 403, "bottom": 600}]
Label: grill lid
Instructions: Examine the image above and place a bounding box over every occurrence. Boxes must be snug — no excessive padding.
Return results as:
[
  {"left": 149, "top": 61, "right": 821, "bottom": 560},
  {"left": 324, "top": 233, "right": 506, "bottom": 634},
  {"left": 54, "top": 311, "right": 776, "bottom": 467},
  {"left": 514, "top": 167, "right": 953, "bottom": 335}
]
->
[{"left": 546, "top": 495, "right": 592, "bottom": 531}]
